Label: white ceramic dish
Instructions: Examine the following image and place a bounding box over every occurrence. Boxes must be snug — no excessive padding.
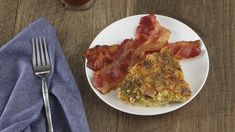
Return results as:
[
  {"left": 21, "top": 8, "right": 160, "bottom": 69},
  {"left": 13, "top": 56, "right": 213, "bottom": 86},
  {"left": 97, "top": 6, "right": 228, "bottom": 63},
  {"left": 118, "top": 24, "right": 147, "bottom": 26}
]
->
[{"left": 85, "top": 14, "right": 209, "bottom": 115}]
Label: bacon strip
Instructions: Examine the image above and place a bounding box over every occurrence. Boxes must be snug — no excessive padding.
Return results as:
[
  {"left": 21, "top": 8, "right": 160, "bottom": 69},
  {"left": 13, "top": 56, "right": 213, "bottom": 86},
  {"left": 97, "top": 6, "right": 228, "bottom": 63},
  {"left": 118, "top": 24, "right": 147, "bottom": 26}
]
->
[
  {"left": 85, "top": 14, "right": 169, "bottom": 71},
  {"left": 166, "top": 40, "right": 201, "bottom": 59},
  {"left": 136, "top": 14, "right": 161, "bottom": 39},
  {"left": 86, "top": 14, "right": 170, "bottom": 94},
  {"left": 85, "top": 45, "right": 119, "bottom": 71},
  {"left": 92, "top": 40, "right": 133, "bottom": 93}
]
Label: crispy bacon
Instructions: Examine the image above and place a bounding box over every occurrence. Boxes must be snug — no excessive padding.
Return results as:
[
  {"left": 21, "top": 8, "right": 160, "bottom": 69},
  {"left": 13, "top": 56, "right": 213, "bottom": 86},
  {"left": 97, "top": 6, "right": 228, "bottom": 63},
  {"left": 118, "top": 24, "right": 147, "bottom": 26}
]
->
[
  {"left": 85, "top": 45, "right": 119, "bottom": 71},
  {"left": 167, "top": 40, "right": 201, "bottom": 59},
  {"left": 85, "top": 14, "right": 169, "bottom": 71},
  {"left": 90, "top": 15, "right": 171, "bottom": 94},
  {"left": 130, "top": 29, "right": 170, "bottom": 66},
  {"left": 92, "top": 39, "right": 133, "bottom": 93},
  {"left": 136, "top": 14, "right": 159, "bottom": 39}
]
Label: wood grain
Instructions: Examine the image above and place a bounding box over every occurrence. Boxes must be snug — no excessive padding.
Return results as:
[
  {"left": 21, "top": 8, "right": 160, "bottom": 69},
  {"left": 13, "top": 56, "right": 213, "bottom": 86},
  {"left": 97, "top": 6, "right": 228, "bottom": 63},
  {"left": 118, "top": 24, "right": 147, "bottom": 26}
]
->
[
  {"left": 0, "top": 0, "right": 234, "bottom": 131},
  {"left": 0, "top": 0, "right": 19, "bottom": 46}
]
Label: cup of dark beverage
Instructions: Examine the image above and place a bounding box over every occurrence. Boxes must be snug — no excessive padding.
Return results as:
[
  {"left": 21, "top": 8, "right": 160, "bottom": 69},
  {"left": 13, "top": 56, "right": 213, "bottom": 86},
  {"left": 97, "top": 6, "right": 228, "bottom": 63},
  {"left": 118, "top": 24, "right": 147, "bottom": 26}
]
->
[{"left": 60, "top": 0, "right": 94, "bottom": 10}]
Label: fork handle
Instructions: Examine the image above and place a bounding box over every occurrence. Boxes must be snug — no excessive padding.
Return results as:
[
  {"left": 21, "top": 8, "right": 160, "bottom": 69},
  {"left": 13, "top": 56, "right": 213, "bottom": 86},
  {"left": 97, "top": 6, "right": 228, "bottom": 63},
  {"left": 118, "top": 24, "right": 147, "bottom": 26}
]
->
[{"left": 42, "top": 78, "right": 54, "bottom": 132}]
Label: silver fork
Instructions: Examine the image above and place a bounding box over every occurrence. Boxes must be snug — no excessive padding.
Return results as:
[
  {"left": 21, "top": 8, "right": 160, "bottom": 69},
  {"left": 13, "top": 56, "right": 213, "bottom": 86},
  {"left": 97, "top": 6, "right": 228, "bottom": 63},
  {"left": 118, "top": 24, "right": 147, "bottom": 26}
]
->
[{"left": 32, "top": 37, "right": 54, "bottom": 132}]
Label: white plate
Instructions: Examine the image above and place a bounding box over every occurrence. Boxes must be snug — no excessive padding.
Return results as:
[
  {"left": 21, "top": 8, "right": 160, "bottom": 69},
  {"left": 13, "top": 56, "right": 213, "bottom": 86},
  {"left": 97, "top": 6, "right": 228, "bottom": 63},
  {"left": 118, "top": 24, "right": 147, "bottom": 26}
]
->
[{"left": 85, "top": 14, "right": 209, "bottom": 115}]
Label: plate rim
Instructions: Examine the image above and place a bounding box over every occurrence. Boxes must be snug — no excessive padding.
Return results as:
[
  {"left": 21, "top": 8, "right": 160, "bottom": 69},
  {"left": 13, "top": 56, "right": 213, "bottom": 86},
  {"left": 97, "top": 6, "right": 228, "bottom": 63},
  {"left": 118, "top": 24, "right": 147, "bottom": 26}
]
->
[{"left": 85, "top": 14, "right": 210, "bottom": 116}]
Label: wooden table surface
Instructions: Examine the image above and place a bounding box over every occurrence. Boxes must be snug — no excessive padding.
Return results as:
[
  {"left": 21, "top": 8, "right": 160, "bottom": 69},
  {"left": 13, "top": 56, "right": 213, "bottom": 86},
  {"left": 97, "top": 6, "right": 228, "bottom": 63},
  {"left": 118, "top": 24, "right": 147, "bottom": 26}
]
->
[{"left": 0, "top": 0, "right": 234, "bottom": 132}]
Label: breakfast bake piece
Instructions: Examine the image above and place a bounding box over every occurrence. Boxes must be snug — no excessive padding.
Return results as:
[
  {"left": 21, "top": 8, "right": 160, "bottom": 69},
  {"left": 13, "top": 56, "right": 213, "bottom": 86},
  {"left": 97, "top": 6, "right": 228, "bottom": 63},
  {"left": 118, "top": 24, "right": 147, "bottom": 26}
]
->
[{"left": 117, "top": 48, "right": 191, "bottom": 106}]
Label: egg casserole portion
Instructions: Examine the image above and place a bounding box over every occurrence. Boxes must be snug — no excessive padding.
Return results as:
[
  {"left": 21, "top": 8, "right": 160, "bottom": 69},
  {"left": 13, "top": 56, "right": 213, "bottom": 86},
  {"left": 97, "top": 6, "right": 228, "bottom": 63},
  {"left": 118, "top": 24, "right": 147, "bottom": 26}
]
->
[{"left": 117, "top": 48, "right": 191, "bottom": 106}]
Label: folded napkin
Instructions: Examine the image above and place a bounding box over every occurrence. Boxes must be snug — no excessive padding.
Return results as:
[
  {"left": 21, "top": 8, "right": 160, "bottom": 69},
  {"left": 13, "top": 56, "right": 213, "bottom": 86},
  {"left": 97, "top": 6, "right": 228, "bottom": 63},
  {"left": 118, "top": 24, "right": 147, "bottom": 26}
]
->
[{"left": 0, "top": 18, "right": 90, "bottom": 132}]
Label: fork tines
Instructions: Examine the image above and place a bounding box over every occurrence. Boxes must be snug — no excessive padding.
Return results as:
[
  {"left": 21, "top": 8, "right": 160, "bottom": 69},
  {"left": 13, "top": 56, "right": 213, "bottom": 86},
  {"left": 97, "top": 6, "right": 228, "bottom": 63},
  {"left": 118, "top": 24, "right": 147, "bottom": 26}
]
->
[{"left": 32, "top": 37, "right": 50, "bottom": 67}]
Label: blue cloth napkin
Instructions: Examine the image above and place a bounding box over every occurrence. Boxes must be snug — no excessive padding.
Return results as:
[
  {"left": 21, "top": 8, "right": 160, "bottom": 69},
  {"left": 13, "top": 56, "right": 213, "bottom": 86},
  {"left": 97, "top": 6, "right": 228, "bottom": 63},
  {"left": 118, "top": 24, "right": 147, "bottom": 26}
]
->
[{"left": 0, "top": 18, "right": 90, "bottom": 132}]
